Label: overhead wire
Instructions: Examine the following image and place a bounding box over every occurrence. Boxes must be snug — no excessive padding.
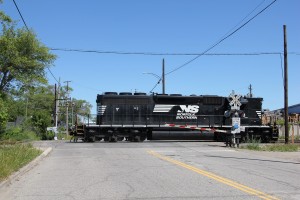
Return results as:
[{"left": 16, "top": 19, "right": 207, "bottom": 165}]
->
[
  {"left": 11, "top": 0, "right": 292, "bottom": 95},
  {"left": 149, "top": 0, "right": 278, "bottom": 92},
  {"left": 149, "top": 79, "right": 161, "bottom": 93},
  {"left": 12, "top": 0, "right": 29, "bottom": 31},
  {"left": 12, "top": 0, "right": 60, "bottom": 85},
  {"left": 219, "top": 0, "right": 267, "bottom": 42},
  {"left": 50, "top": 48, "right": 295, "bottom": 56},
  {"left": 46, "top": 67, "right": 60, "bottom": 84},
  {"left": 165, "top": 0, "right": 278, "bottom": 76}
]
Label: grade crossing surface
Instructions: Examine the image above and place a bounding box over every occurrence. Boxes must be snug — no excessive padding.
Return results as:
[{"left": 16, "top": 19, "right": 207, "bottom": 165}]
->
[{"left": 0, "top": 140, "right": 299, "bottom": 200}]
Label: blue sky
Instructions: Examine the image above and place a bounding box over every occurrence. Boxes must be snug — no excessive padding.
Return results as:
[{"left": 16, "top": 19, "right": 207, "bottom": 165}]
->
[{"left": 2, "top": 0, "right": 299, "bottom": 111}]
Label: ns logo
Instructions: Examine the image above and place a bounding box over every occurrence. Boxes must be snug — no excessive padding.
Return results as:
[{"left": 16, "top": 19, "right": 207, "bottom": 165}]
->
[{"left": 178, "top": 105, "right": 199, "bottom": 113}]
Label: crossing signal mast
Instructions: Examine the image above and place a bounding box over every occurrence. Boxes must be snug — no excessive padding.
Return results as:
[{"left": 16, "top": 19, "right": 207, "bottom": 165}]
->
[{"left": 248, "top": 84, "right": 253, "bottom": 98}]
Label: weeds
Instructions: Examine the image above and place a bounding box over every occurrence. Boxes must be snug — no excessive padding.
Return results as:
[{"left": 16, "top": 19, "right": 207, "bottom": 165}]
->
[
  {"left": 244, "top": 142, "right": 261, "bottom": 151},
  {"left": 265, "top": 144, "right": 299, "bottom": 152},
  {"left": 0, "top": 143, "right": 42, "bottom": 181},
  {"left": 240, "top": 140, "right": 299, "bottom": 152}
]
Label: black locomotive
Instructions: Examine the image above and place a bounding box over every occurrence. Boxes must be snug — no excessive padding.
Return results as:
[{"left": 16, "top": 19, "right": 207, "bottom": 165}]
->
[{"left": 74, "top": 92, "right": 278, "bottom": 143}]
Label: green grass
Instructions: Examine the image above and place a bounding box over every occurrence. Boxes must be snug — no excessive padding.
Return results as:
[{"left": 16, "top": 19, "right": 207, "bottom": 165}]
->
[
  {"left": 241, "top": 143, "right": 299, "bottom": 152},
  {"left": 244, "top": 142, "right": 261, "bottom": 151},
  {"left": 264, "top": 144, "right": 299, "bottom": 152},
  {"left": 0, "top": 143, "right": 42, "bottom": 181}
]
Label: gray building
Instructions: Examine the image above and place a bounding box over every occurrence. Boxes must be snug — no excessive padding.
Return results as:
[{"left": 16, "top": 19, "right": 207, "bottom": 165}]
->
[{"left": 273, "top": 103, "right": 300, "bottom": 114}]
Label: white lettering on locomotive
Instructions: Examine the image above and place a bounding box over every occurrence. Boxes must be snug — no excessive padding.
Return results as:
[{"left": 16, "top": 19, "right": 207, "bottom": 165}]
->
[{"left": 176, "top": 105, "right": 199, "bottom": 120}]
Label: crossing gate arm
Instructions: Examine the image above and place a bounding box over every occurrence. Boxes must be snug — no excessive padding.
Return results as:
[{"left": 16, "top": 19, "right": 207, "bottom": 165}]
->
[{"left": 164, "top": 124, "right": 228, "bottom": 133}]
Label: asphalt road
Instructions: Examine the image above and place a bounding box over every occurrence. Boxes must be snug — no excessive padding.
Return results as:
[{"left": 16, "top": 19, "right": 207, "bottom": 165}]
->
[{"left": 0, "top": 140, "right": 299, "bottom": 200}]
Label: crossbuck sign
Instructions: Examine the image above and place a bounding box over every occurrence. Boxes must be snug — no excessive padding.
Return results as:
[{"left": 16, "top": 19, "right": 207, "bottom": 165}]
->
[{"left": 229, "top": 92, "right": 242, "bottom": 110}]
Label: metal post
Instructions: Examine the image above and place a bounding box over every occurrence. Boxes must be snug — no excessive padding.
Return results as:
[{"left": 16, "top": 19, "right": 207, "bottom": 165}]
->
[
  {"left": 64, "top": 80, "right": 71, "bottom": 137},
  {"left": 54, "top": 84, "right": 57, "bottom": 126},
  {"left": 66, "top": 102, "right": 69, "bottom": 137},
  {"left": 291, "top": 124, "right": 294, "bottom": 144},
  {"left": 71, "top": 100, "right": 74, "bottom": 126},
  {"left": 248, "top": 84, "right": 253, "bottom": 97},
  {"left": 56, "top": 78, "right": 60, "bottom": 128},
  {"left": 162, "top": 59, "right": 165, "bottom": 94},
  {"left": 283, "top": 25, "right": 289, "bottom": 144}
]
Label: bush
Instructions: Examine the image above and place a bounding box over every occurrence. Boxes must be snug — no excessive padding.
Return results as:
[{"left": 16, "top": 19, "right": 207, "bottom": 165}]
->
[
  {"left": 0, "top": 127, "right": 39, "bottom": 141},
  {"left": 40, "top": 131, "right": 55, "bottom": 140}
]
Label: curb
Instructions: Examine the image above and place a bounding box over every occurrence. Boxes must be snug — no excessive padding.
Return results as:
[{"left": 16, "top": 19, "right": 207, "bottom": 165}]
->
[{"left": 0, "top": 147, "right": 53, "bottom": 189}]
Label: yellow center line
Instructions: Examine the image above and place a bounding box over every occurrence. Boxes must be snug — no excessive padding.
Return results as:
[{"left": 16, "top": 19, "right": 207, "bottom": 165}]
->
[{"left": 147, "top": 150, "right": 279, "bottom": 200}]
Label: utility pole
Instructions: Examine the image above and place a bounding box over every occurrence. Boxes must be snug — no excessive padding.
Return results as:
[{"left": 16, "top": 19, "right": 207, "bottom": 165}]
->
[
  {"left": 162, "top": 59, "right": 165, "bottom": 94},
  {"left": 64, "top": 81, "right": 71, "bottom": 137},
  {"left": 54, "top": 83, "right": 57, "bottom": 126},
  {"left": 52, "top": 79, "right": 61, "bottom": 140},
  {"left": 283, "top": 25, "right": 289, "bottom": 144},
  {"left": 64, "top": 80, "right": 71, "bottom": 92},
  {"left": 55, "top": 78, "right": 61, "bottom": 128},
  {"left": 248, "top": 84, "right": 253, "bottom": 97}
]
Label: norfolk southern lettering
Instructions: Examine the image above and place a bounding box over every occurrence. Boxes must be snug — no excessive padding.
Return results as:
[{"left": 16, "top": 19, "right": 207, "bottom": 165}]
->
[{"left": 176, "top": 105, "right": 199, "bottom": 120}]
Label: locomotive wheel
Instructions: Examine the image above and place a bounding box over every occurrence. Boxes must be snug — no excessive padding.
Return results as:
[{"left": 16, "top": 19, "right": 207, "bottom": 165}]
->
[
  {"left": 104, "top": 137, "right": 109, "bottom": 142},
  {"left": 134, "top": 136, "right": 142, "bottom": 142},
  {"left": 109, "top": 136, "right": 117, "bottom": 142},
  {"left": 86, "top": 136, "right": 95, "bottom": 142},
  {"left": 263, "top": 136, "right": 270, "bottom": 143},
  {"left": 147, "top": 132, "right": 152, "bottom": 140}
]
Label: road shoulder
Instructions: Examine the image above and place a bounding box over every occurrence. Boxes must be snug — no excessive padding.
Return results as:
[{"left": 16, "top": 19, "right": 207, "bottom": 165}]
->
[
  {"left": 236, "top": 148, "right": 300, "bottom": 163},
  {"left": 0, "top": 146, "right": 52, "bottom": 189}
]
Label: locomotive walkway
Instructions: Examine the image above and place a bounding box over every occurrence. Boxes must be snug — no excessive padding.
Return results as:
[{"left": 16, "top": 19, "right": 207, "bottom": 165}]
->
[{"left": 0, "top": 140, "right": 299, "bottom": 200}]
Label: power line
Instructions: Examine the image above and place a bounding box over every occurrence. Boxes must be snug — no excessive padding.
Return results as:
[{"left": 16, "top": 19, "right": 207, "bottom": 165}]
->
[
  {"left": 12, "top": 0, "right": 29, "bottom": 31},
  {"left": 166, "top": 0, "right": 278, "bottom": 76},
  {"left": 49, "top": 48, "right": 300, "bottom": 56},
  {"left": 149, "top": 0, "right": 277, "bottom": 93},
  {"left": 51, "top": 48, "right": 284, "bottom": 56},
  {"left": 12, "top": 0, "right": 60, "bottom": 84},
  {"left": 46, "top": 67, "right": 59, "bottom": 84},
  {"left": 220, "top": 0, "right": 267, "bottom": 42}
]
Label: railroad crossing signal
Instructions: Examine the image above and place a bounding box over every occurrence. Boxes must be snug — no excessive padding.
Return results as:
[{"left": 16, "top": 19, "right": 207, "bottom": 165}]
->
[{"left": 229, "top": 92, "right": 242, "bottom": 110}]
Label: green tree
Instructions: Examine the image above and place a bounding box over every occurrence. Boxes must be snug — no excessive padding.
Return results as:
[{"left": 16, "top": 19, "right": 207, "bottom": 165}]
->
[
  {"left": 56, "top": 89, "right": 92, "bottom": 126},
  {"left": 0, "top": 11, "right": 56, "bottom": 94},
  {"left": 25, "top": 85, "right": 55, "bottom": 134},
  {"left": 72, "top": 98, "right": 92, "bottom": 117},
  {"left": 0, "top": 96, "right": 8, "bottom": 132}
]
